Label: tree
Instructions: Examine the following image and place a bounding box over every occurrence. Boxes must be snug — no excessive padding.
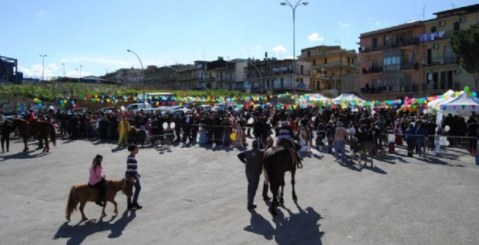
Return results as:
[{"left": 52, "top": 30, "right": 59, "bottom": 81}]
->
[{"left": 450, "top": 23, "right": 479, "bottom": 91}]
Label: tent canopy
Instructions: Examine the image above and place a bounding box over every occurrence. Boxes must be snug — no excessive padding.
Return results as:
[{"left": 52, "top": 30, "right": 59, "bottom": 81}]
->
[
  {"left": 436, "top": 93, "right": 479, "bottom": 124},
  {"left": 307, "top": 93, "right": 330, "bottom": 102},
  {"left": 440, "top": 92, "right": 479, "bottom": 112},
  {"left": 333, "top": 94, "right": 366, "bottom": 105}
]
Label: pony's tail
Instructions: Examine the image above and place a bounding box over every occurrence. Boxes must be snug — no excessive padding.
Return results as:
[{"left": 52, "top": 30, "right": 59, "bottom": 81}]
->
[
  {"left": 65, "top": 186, "right": 77, "bottom": 221},
  {"left": 50, "top": 124, "right": 56, "bottom": 146}
]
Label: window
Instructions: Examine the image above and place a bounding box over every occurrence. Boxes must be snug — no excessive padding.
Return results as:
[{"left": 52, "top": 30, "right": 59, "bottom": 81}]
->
[
  {"left": 324, "top": 58, "right": 328, "bottom": 64},
  {"left": 383, "top": 56, "right": 401, "bottom": 71},
  {"left": 372, "top": 38, "right": 378, "bottom": 49},
  {"left": 312, "top": 59, "right": 316, "bottom": 66},
  {"left": 433, "top": 72, "right": 439, "bottom": 90},
  {"left": 431, "top": 26, "right": 437, "bottom": 33},
  {"left": 440, "top": 71, "right": 446, "bottom": 90},
  {"left": 454, "top": 22, "right": 460, "bottom": 31},
  {"left": 447, "top": 71, "right": 453, "bottom": 89}
]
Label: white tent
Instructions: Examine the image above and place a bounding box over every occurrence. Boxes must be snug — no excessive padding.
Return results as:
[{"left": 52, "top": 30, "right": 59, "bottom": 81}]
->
[
  {"left": 308, "top": 93, "right": 330, "bottom": 102},
  {"left": 436, "top": 92, "right": 479, "bottom": 124},
  {"left": 333, "top": 94, "right": 366, "bottom": 105},
  {"left": 427, "top": 89, "right": 455, "bottom": 110},
  {"left": 427, "top": 90, "right": 463, "bottom": 113}
]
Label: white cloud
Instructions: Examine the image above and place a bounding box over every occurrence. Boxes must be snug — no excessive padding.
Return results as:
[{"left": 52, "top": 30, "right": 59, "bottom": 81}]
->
[
  {"left": 338, "top": 21, "right": 351, "bottom": 28},
  {"left": 272, "top": 45, "right": 287, "bottom": 54},
  {"left": 18, "top": 63, "right": 59, "bottom": 80},
  {"left": 308, "top": 32, "right": 325, "bottom": 43},
  {"left": 375, "top": 20, "right": 381, "bottom": 25}
]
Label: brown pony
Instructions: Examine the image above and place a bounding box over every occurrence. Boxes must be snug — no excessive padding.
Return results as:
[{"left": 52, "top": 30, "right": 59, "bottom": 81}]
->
[
  {"left": 65, "top": 179, "right": 133, "bottom": 222},
  {"left": 263, "top": 143, "right": 300, "bottom": 216},
  {"left": 11, "top": 118, "right": 56, "bottom": 152}
]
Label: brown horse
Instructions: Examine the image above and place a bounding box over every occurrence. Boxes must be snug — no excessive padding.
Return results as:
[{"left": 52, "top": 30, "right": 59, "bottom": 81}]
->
[
  {"left": 65, "top": 179, "right": 133, "bottom": 222},
  {"left": 263, "top": 143, "right": 299, "bottom": 216},
  {"left": 11, "top": 118, "right": 56, "bottom": 152}
]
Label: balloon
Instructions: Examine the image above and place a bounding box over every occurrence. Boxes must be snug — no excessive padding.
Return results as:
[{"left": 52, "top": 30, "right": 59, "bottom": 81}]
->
[
  {"left": 464, "top": 86, "right": 470, "bottom": 93},
  {"left": 444, "top": 125, "right": 450, "bottom": 132},
  {"left": 473, "top": 92, "right": 478, "bottom": 97}
]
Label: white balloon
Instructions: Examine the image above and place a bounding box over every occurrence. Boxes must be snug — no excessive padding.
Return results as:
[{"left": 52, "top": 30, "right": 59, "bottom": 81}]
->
[
  {"left": 444, "top": 125, "right": 450, "bottom": 132},
  {"left": 170, "top": 122, "right": 176, "bottom": 129},
  {"left": 162, "top": 122, "right": 168, "bottom": 130}
]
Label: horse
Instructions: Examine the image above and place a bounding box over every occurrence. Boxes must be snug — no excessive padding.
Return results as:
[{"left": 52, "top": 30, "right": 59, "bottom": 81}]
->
[
  {"left": 352, "top": 128, "right": 374, "bottom": 167},
  {"left": 11, "top": 118, "right": 56, "bottom": 152},
  {"left": 263, "top": 142, "right": 300, "bottom": 216},
  {"left": 65, "top": 179, "right": 133, "bottom": 222}
]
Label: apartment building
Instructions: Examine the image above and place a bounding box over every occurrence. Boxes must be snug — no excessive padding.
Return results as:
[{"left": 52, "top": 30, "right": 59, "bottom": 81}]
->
[
  {"left": 359, "top": 21, "right": 423, "bottom": 100},
  {"left": 359, "top": 3, "right": 479, "bottom": 100},
  {"left": 245, "top": 58, "right": 311, "bottom": 93},
  {"left": 300, "top": 45, "right": 358, "bottom": 95},
  {"left": 422, "top": 4, "right": 479, "bottom": 94}
]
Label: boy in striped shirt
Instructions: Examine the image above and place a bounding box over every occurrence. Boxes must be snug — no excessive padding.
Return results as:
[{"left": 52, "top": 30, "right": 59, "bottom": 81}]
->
[{"left": 126, "top": 144, "right": 142, "bottom": 210}]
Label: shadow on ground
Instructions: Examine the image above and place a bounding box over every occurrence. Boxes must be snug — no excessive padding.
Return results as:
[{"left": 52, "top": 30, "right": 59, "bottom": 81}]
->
[
  {"left": 244, "top": 204, "right": 324, "bottom": 244},
  {"left": 53, "top": 210, "right": 136, "bottom": 245}
]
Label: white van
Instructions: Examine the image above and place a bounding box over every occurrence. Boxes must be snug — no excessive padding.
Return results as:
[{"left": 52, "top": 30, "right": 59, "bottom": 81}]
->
[{"left": 126, "top": 103, "right": 152, "bottom": 113}]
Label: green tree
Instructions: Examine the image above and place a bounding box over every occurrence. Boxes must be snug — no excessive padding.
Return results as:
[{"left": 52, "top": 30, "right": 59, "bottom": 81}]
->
[{"left": 450, "top": 23, "right": 479, "bottom": 91}]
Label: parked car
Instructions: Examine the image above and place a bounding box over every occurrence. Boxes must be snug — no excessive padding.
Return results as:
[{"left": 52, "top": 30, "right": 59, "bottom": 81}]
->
[
  {"left": 97, "top": 107, "right": 116, "bottom": 114},
  {"left": 126, "top": 103, "right": 152, "bottom": 113}
]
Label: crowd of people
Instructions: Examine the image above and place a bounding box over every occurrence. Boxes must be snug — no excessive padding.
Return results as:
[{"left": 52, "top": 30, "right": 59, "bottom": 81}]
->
[{"left": 1, "top": 102, "right": 478, "bottom": 158}]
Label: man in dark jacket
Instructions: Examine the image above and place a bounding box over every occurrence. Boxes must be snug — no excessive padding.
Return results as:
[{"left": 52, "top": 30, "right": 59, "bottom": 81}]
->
[{"left": 237, "top": 140, "right": 263, "bottom": 209}]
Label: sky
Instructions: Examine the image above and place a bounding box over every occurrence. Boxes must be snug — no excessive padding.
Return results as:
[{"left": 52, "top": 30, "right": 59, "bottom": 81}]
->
[{"left": 2, "top": 0, "right": 478, "bottom": 79}]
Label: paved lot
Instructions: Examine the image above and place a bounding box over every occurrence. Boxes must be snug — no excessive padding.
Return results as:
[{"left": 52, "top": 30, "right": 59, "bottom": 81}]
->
[{"left": 1, "top": 137, "right": 479, "bottom": 245}]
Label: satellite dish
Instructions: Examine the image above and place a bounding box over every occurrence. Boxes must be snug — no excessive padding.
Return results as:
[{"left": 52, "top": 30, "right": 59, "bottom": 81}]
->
[
  {"left": 162, "top": 122, "right": 168, "bottom": 130},
  {"left": 170, "top": 122, "right": 176, "bottom": 129}
]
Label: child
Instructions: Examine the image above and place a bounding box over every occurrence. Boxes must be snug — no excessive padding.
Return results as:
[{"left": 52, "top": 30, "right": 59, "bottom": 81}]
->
[{"left": 126, "top": 144, "right": 142, "bottom": 210}]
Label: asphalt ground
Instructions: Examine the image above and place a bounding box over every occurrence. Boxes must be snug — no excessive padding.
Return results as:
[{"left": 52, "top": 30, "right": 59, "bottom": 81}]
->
[{"left": 0, "top": 137, "right": 478, "bottom": 245}]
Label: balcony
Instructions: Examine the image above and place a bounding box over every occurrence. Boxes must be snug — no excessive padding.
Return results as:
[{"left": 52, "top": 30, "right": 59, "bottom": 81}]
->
[
  {"left": 362, "top": 66, "right": 383, "bottom": 74},
  {"left": 428, "top": 56, "right": 456, "bottom": 66},
  {"left": 400, "top": 63, "right": 419, "bottom": 70},
  {"left": 419, "top": 31, "right": 451, "bottom": 43}
]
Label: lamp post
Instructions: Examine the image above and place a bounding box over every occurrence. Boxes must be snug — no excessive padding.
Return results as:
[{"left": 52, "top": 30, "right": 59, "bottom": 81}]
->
[
  {"left": 62, "top": 63, "right": 65, "bottom": 77},
  {"left": 39, "top": 54, "right": 47, "bottom": 82},
  {"left": 280, "top": 0, "right": 308, "bottom": 94},
  {"left": 79, "top": 65, "right": 83, "bottom": 82},
  {"left": 127, "top": 49, "right": 145, "bottom": 103}
]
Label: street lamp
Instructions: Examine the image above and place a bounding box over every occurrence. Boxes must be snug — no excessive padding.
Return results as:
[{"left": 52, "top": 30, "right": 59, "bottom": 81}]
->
[
  {"left": 62, "top": 63, "right": 66, "bottom": 77},
  {"left": 127, "top": 49, "right": 145, "bottom": 103},
  {"left": 79, "top": 65, "right": 83, "bottom": 82},
  {"left": 280, "top": 0, "right": 309, "bottom": 94},
  {"left": 39, "top": 54, "right": 47, "bottom": 82}
]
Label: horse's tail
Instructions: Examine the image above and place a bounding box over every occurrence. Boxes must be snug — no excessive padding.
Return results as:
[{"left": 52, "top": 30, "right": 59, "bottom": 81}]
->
[
  {"left": 50, "top": 123, "right": 56, "bottom": 146},
  {"left": 65, "top": 186, "right": 77, "bottom": 220}
]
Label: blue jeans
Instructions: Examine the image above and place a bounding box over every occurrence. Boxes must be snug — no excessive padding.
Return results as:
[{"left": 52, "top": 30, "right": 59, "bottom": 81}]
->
[
  {"left": 334, "top": 140, "right": 346, "bottom": 161},
  {"left": 126, "top": 173, "right": 141, "bottom": 205},
  {"left": 246, "top": 174, "right": 260, "bottom": 206}
]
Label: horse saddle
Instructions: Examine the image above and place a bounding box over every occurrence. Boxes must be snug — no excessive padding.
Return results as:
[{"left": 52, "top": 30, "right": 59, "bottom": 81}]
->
[{"left": 278, "top": 139, "right": 303, "bottom": 169}]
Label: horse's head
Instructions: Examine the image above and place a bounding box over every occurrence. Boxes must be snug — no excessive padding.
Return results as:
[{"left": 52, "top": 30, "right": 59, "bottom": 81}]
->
[{"left": 121, "top": 178, "right": 134, "bottom": 197}]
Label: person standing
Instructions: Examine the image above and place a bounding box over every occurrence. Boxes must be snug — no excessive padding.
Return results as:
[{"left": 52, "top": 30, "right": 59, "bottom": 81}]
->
[
  {"left": 117, "top": 115, "right": 130, "bottom": 146},
  {"left": 237, "top": 140, "right": 263, "bottom": 209},
  {"left": 88, "top": 154, "right": 107, "bottom": 207},
  {"left": 126, "top": 144, "right": 142, "bottom": 210},
  {"left": 334, "top": 121, "right": 348, "bottom": 162},
  {"left": 1, "top": 120, "right": 12, "bottom": 153}
]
